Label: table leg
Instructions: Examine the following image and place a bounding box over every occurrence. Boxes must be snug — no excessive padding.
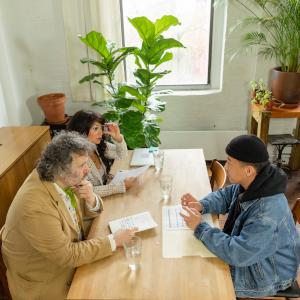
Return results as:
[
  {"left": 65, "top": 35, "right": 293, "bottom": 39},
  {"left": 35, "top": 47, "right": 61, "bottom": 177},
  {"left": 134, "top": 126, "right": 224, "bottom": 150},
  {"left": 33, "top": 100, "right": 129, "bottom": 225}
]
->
[
  {"left": 257, "top": 111, "right": 271, "bottom": 147},
  {"left": 289, "top": 118, "right": 300, "bottom": 171},
  {"left": 248, "top": 105, "right": 258, "bottom": 135}
]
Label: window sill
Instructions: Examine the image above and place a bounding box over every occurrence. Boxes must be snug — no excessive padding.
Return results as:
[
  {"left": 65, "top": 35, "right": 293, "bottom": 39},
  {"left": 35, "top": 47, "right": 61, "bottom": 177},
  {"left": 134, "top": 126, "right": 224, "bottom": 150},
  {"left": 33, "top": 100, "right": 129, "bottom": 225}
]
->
[{"left": 161, "top": 89, "right": 222, "bottom": 97}]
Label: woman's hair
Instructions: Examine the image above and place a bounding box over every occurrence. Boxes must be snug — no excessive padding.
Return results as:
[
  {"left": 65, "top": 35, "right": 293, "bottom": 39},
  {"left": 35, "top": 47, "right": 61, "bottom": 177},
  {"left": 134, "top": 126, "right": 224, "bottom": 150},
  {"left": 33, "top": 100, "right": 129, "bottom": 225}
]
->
[
  {"left": 36, "top": 131, "right": 96, "bottom": 181},
  {"left": 67, "top": 109, "right": 114, "bottom": 176}
]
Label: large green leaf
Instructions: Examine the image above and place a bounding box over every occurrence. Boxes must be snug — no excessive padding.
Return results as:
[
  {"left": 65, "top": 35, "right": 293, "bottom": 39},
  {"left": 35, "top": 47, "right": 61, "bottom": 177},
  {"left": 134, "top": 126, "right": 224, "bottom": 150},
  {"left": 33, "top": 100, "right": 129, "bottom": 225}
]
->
[
  {"left": 121, "top": 111, "right": 143, "bottom": 129},
  {"left": 145, "top": 135, "right": 159, "bottom": 147},
  {"left": 154, "top": 16, "right": 181, "bottom": 38},
  {"left": 125, "top": 134, "right": 146, "bottom": 149},
  {"left": 79, "top": 31, "right": 110, "bottom": 60},
  {"left": 119, "top": 85, "right": 146, "bottom": 101},
  {"left": 152, "top": 52, "right": 173, "bottom": 70},
  {"left": 134, "top": 69, "right": 170, "bottom": 83},
  {"left": 120, "top": 123, "right": 143, "bottom": 138},
  {"left": 80, "top": 58, "right": 108, "bottom": 71},
  {"left": 144, "top": 111, "right": 163, "bottom": 122},
  {"left": 103, "top": 112, "right": 119, "bottom": 122},
  {"left": 134, "top": 54, "right": 143, "bottom": 68},
  {"left": 147, "top": 38, "right": 185, "bottom": 61},
  {"left": 79, "top": 73, "right": 106, "bottom": 84},
  {"left": 134, "top": 49, "right": 149, "bottom": 68},
  {"left": 143, "top": 121, "right": 160, "bottom": 136},
  {"left": 131, "top": 99, "right": 146, "bottom": 113},
  {"left": 108, "top": 98, "right": 133, "bottom": 109},
  {"left": 146, "top": 96, "right": 166, "bottom": 112},
  {"left": 91, "top": 101, "right": 109, "bottom": 107},
  {"left": 128, "top": 17, "right": 155, "bottom": 48}
]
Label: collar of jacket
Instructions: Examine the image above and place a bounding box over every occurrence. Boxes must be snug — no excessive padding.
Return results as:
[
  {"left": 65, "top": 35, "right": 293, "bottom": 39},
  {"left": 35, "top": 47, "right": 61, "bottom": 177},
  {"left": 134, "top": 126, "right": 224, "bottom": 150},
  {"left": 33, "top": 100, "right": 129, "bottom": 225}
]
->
[
  {"left": 34, "top": 170, "right": 78, "bottom": 235},
  {"left": 240, "top": 198, "right": 260, "bottom": 211}
]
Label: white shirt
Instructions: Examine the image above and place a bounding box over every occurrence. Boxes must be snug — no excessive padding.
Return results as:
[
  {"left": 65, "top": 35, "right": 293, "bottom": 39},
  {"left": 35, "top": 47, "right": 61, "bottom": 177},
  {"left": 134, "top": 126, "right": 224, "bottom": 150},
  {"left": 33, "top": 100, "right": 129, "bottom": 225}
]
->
[{"left": 53, "top": 183, "right": 116, "bottom": 251}]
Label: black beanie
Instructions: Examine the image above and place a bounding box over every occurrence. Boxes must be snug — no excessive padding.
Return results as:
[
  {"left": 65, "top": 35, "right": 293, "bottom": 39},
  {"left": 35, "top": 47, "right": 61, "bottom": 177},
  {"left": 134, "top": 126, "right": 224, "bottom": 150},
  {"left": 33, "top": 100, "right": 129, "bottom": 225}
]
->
[{"left": 225, "top": 134, "right": 269, "bottom": 163}]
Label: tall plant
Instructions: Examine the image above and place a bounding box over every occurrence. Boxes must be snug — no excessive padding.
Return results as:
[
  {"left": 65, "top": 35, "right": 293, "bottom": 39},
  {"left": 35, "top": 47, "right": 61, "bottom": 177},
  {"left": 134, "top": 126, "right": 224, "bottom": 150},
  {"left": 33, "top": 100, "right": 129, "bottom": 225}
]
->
[
  {"left": 215, "top": 0, "right": 300, "bottom": 72},
  {"left": 79, "top": 16, "right": 185, "bottom": 149}
]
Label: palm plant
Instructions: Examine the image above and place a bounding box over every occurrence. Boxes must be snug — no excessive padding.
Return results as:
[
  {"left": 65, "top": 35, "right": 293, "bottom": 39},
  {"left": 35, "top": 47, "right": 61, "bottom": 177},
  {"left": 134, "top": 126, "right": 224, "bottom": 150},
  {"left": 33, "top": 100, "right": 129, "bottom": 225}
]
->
[
  {"left": 215, "top": 0, "right": 300, "bottom": 72},
  {"left": 78, "top": 16, "right": 185, "bottom": 149}
]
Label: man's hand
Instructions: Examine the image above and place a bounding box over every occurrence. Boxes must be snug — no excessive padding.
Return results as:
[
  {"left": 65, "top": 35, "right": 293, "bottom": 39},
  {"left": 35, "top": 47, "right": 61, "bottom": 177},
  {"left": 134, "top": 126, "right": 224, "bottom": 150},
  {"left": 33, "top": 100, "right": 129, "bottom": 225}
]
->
[
  {"left": 113, "top": 227, "right": 139, "bottom": 247},
  {"left": 181, "top": 193, "right": 203, "bottom": 212},
  {"left": 123, "top": 177, "right": 137, "bottom": 189},
  {"left": 180, "top": 206, "right": 203, "bottom": 231},
  {"left": 73, "top": 180, "right": 96, "bottom": 207}
]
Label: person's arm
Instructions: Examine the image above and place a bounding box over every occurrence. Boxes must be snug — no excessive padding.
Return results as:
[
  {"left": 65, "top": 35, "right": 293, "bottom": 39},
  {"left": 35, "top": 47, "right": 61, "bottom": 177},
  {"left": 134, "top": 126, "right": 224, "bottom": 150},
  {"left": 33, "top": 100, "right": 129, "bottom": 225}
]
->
[
  {"left": 194, "top": 217, "right": 277, "bottom": 267},
  {"left": 105, "top": 136, "right": 128, "bottom": 160},
  {"left": 93, "top": 181, "right": 126, "bottom": 198},
  {"left": 199, "top": 185, "right": 239, "bottom": 215}
]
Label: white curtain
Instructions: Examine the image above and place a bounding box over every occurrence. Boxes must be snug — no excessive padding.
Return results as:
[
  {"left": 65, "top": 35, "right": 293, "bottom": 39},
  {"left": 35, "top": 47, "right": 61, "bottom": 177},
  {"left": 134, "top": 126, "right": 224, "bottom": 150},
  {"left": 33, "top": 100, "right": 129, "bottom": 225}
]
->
[{"left": 61, "top": 0, "right": 125, "bottom": 102}]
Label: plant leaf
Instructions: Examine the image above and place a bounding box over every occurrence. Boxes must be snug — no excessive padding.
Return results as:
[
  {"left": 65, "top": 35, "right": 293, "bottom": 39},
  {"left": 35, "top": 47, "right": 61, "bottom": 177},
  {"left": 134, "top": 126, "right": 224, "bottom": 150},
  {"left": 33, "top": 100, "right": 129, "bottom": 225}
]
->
[
  {"left": 119, "top": 85, "right": 146, "bottom": 101},
  {"left": 91, "top": 101, "right": 109, "bottom": 107},
  {"left": 121, "top": 111, "right": 144, "bottom": 129},
  {"left": 120, "top": 123, "right": 143, "bottom": 138},
  {"left": 147, "top": 38, "right": 185, "bottom": 61},
  {"left": 128, "top": 17, "right": 155, "bottom": 48},
  {"left": 146, "top": 96, "right": 166, "bottom": 112},
  {"left": 152, "top": 52, "right": 173, "bottom": 70},
  {"left": 144, "top": 111, "right": 163, "bottom": 122},
  {"left": 125, "top": 134, "right": 146, "bottom": 149},
  {"left": 108, "top": 98, "right": 133, "bottom": 109},
  {"left": 103, "top": 112, "right": 119, "bottom": 122},
  {"left": 134, "top": 54, "right": 143, "bottom": 68},
  {"left": 143, "top": 121, "right": 160, "bottom": 136},
  {"left": 154, "top": 16, "right": 181, "bottom": 38},
  {"left": 80, "top": 58, "right": 108, "bottom": 71},
  {"left": 78, "top": 31, "right": 110, "bottom": 60},
  {"left": 145, "top": 135, "right": 159, "bottom": 147},
  {"left": 131, "top": 99, "right": 146, "bottom": 113},
  {"left": 79, "top": 73, "right": 106, "bottom": 84}
]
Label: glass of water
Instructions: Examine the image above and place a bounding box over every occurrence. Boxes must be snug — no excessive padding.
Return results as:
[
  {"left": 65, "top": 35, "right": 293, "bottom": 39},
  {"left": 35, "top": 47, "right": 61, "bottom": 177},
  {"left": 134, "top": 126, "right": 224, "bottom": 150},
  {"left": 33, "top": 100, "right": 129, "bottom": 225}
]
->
[
  {"left": 153, "top": 150, "right": 164, "bottom": 170},
  {"left": 159, "top": 175, "right": 173, "bottom": 200},
  {"left": 123, "top": 236, "right": 142, "bottom": 270}
]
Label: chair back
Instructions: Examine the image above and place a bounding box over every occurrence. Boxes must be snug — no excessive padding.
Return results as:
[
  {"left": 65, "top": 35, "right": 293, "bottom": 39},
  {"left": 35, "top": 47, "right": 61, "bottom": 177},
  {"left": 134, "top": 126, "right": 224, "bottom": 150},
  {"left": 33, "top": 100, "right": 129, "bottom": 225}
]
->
[
  {"left": 291, "top": 198, "right": 300, "bottom": 225},
  {"left": 210, "top": 158, "right": 227, "bottom": 192},
  {"left": 0, "top": 225, "right": 12, "bottom": 300}
]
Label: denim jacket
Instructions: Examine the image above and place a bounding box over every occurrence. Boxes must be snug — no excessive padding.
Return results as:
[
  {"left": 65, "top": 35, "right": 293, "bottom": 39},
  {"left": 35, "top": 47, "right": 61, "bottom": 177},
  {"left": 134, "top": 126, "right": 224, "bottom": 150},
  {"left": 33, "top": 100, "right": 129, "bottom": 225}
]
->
[{"left": 194, "top": 184, "right": 300, "bottom": 298}]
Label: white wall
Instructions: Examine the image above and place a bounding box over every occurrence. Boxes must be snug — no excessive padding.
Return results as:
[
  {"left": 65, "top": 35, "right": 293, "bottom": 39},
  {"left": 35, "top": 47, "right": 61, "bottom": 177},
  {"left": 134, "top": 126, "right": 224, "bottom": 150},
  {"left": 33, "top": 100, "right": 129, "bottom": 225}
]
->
[
  {"left": 1, "top": 0, "right": 297, "bottom": 161},
  {"left": 0, "top": 0, "right": 42, "bottom": 126}
]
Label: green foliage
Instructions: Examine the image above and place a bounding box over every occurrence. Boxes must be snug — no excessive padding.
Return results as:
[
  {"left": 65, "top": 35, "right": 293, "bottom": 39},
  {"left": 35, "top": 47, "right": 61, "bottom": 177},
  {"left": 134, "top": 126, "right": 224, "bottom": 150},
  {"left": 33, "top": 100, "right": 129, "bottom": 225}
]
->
[
  {"left": 79, "top": 16, "right": 185, "bottom": 148},
  {"left": 216, "top": 0, "right": 300, "bottom": 72}
]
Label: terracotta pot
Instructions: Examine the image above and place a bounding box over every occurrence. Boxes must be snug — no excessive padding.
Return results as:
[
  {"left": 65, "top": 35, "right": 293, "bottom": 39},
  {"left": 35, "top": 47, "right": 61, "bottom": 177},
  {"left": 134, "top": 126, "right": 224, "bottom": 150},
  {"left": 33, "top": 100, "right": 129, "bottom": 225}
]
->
[
  {"left": 251, "top": 90, "right": 256, "bottom": 100},
  {"left": 262, "top": 99, "right": 275, "bottom": 111},
  {"left": 271, "top": 67, "right": 300, "bottom": 104},
  {"left": 37, "top": 93, "right": 66, "bottom": 123}
]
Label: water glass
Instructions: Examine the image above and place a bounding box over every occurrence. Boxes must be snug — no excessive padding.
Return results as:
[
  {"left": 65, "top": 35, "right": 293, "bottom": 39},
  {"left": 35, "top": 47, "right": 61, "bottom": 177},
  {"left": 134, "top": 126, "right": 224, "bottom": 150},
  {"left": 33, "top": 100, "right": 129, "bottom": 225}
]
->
[
  {"left": 159, "top": 175, "right": 173, "bottom": 200},
  {"left": 153, "top": 150, "right": 164, "bottom": 170},
  {"left": 123, "top": 236, "right": 142, "bottom": 270}
]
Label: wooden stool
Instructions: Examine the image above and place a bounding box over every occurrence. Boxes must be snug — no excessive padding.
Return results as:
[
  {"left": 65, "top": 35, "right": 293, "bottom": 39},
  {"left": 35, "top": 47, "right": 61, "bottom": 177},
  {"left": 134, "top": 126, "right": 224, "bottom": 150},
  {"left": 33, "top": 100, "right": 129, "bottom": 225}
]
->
[{"left": 248, "top": 103, "right": 300, "bottom": 170}]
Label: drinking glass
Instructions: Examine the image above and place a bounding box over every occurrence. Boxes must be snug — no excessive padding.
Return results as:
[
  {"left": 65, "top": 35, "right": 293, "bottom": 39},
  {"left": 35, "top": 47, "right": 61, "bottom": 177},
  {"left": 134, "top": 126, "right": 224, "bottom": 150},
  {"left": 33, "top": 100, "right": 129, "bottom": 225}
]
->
[
  {"left": 123, "top": 236, "right": 142, "bottom": 270},
  {"left": 153, "top": 150, "right": 164, "bottom": 170},
  {"left": 159, "top": 175, "right": 173, "bottom": 200}
]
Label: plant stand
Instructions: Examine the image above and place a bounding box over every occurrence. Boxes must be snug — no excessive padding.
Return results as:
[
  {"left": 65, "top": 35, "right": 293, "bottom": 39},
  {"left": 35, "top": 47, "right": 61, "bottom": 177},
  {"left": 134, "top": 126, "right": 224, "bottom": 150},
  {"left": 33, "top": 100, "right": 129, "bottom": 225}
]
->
[
  {"left": 248, "top": 103, "right": 300, "bottom": 170},
  {"left": 41, "top": 116, "right": 73, "bottom": 139},
  {"left": 268, "top": 134, "right": 300, "bottom": 178}
]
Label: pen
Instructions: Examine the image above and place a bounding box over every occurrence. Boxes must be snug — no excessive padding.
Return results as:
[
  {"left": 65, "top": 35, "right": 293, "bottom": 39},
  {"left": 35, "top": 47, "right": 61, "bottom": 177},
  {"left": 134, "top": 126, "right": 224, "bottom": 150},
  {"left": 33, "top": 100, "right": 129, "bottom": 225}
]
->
[{"left": 77, "top": 177, "right": 92, "bottom": 188}]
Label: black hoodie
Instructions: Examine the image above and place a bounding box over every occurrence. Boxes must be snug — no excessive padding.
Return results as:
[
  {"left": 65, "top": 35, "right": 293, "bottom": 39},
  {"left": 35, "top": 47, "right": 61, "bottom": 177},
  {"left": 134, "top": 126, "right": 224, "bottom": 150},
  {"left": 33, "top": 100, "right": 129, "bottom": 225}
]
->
[{"left": 223, "top": 163, "right": 288, "bottom": 235}]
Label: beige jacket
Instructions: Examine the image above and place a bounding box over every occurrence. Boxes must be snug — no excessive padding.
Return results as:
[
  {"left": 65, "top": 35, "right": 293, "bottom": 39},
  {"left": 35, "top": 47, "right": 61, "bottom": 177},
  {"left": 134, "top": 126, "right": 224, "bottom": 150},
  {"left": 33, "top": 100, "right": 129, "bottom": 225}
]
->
[{"left": 2, "top": 169, "right": 112, "bottom": 300}]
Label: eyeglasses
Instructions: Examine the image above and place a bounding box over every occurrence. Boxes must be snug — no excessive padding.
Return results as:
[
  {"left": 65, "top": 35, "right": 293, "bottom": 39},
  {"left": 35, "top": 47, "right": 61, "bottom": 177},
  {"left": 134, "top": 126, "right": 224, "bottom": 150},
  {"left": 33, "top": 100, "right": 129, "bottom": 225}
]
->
[{"left": 90, "top": 125, "right": 103, "bottom": 133}]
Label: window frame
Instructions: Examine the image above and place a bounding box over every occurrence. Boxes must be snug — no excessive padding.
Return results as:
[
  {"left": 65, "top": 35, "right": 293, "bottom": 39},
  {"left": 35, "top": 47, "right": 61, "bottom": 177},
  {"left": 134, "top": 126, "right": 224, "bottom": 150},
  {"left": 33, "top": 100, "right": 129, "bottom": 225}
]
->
[{"left": 119, "top": 0, "right": 220, "bottom": 91}]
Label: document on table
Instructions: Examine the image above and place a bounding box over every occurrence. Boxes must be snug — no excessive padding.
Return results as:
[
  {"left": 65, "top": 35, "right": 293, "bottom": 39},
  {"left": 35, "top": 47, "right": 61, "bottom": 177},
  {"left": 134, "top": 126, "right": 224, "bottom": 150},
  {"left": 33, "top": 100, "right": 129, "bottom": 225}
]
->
[
  {"left": 108, "top": 211, "right": 158, "bottom": 234},
  {"left": 110, "top": 165, "right": 151, "bottom": 184},
  {"left": 163, "top": 206, "right": 214, "bottom": 230}
]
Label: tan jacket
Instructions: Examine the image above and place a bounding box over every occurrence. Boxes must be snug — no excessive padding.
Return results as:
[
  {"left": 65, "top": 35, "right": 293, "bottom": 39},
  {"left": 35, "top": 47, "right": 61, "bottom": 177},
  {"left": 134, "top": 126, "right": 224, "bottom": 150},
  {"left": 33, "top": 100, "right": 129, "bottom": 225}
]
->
[{"left": 2, "top": 170, "right": 112, "bottom": 300}]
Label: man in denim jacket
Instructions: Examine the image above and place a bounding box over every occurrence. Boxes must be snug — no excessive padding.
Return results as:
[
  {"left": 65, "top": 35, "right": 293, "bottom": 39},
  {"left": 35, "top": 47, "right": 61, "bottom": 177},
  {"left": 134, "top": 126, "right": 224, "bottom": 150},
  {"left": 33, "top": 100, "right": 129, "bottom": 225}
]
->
[{"left": 180, "top": 134, "right": 300, "bottom": 298}]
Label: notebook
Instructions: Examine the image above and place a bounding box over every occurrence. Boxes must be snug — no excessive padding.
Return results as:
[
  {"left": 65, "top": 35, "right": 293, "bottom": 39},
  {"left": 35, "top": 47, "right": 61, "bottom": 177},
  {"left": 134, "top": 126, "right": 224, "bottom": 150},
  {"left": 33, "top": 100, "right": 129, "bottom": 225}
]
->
[{"left": 130, "top": 148, "right": 154, "bottom": 166}]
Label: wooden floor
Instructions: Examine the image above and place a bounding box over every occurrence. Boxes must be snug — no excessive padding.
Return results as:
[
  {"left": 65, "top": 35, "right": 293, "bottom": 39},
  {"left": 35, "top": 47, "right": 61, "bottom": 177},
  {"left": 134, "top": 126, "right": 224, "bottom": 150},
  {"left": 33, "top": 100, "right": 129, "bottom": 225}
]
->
[{"left": 0, "top": 163, "right": 299, "bottom": 300}]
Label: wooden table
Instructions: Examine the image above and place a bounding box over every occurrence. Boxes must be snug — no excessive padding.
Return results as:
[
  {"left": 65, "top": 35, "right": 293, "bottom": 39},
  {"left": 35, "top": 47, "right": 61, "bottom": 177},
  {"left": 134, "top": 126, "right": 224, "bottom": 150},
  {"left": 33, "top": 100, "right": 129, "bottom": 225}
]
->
[
  {"left": 67, "top": 149, "right": 236, "bottom": 300},
  {"left": 248, "top": 103, "right": 300, "bottom": 170}
]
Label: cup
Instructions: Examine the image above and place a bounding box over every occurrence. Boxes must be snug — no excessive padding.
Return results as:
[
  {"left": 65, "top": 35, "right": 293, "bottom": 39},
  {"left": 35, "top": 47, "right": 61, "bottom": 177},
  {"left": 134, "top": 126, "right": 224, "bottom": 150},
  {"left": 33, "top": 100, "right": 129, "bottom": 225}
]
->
[
  {"left": 123, "top": 236, "right": 142, "bottom": 270},
  {"left": 153, "top": 150, "right": 164, "bottom": 170},
  {"left": 159, "top": 175, "right": 173, "bottom": 200}
]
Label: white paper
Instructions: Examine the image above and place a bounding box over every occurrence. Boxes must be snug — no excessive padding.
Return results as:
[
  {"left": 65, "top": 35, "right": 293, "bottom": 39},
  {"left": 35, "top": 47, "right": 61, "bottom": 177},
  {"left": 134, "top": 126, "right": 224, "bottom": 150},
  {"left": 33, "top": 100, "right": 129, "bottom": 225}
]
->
[
  {"left": 109, "top": 211, "right": 158, "bottom": 234},
  {"left": 110, "top": 165, "right": 151, "bottom": 184},
  {"left": 163, "top": 206, "right": 214, "bottom": 230}
]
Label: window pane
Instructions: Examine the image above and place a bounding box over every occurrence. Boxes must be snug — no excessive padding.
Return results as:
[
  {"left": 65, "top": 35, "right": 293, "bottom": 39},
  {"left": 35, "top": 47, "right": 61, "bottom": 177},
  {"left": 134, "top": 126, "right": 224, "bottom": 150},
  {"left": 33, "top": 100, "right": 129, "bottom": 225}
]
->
[{"left": 121, "top": 0, "right": 212, "bottom": 86}]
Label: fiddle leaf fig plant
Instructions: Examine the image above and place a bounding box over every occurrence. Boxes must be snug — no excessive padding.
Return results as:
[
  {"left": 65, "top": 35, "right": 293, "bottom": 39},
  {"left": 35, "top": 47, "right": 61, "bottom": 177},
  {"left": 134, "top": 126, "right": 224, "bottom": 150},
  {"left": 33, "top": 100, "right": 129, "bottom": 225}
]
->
[{"left": 79, "top": 15, "right": 185, "bottom": 149}]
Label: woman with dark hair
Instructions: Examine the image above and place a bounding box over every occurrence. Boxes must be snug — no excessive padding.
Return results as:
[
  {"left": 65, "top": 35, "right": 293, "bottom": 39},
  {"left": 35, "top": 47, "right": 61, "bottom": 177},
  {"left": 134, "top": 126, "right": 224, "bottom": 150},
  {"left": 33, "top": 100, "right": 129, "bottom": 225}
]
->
[{"left": 67, "top": 109, "right": 136, "bottom": 198}]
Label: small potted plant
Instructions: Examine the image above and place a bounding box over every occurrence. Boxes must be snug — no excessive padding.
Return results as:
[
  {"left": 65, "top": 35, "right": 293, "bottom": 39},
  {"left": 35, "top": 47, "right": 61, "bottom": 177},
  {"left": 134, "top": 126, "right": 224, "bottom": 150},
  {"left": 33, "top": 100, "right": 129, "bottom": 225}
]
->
[
  {"left": 250, "top": 78, "right": 266, "bottom": 100},
  {"left": 251, "top": 89, "right": 284, "bottom": 111}
]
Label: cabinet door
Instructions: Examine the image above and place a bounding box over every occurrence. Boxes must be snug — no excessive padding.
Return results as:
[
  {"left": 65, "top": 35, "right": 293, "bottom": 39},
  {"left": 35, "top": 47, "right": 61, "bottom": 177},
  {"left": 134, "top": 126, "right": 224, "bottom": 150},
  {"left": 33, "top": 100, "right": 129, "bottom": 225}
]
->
[
  {"left": 0, "top": 158, "right": 27, "bottom": 228},
  {"left": 23, "top": 142, "right": 41, "bottom": 175},
  {"left": 37, "top": 130, "right": 51, "bottom": 154}
]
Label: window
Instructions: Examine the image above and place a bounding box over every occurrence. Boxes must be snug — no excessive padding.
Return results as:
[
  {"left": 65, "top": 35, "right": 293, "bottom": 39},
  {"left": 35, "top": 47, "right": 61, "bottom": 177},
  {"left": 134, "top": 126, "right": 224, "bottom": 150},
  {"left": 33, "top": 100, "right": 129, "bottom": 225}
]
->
[{"left": 120, "top": 0, "right": 214, "bottom": 89}]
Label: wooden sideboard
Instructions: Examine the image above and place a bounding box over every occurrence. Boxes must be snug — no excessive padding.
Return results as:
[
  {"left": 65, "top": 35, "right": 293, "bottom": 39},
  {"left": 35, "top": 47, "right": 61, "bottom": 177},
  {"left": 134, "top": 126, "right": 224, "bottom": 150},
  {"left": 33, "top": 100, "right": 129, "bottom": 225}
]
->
[{"left": 0, "top": 126, "right": 51, "bottom": 228}]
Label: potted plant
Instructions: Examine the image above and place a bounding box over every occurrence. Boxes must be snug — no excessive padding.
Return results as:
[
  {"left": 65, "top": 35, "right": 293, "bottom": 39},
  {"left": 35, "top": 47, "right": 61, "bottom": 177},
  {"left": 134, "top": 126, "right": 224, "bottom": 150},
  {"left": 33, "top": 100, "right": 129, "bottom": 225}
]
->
[
  {"left": 250, "top": 78, "right": 265, "bottom": 100},
  {"left": 217, "top": 0, "right": 300, "bottom": 106},
  {"left": 78, "top": 15, "right": 185, "bottom": 149}
]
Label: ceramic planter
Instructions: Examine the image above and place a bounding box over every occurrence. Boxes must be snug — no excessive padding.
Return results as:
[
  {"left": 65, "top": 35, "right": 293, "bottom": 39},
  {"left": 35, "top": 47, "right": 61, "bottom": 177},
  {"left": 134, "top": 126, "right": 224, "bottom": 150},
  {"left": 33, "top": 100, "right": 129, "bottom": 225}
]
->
[
  {"left": 271, "top": 67, "right": 300, "bottom": 105},
  {"left": 37, "top": 93, "right": 67, "bottom": 124}
]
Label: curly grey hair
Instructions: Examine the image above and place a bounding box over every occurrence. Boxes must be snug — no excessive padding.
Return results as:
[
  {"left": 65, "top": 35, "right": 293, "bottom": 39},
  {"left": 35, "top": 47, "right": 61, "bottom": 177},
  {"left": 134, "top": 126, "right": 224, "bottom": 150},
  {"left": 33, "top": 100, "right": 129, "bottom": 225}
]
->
[{"left": 36, "top": 131, "right": 96, "bottom": 181}]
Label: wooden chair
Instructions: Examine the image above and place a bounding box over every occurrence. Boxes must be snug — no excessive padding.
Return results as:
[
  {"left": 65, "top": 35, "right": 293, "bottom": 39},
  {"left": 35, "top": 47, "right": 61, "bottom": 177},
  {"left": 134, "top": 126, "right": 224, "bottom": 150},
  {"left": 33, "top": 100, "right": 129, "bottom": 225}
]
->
[
  {"left": 210, "top": 158, "right": 227, "bottom": 192},
  {"left": 0, "top": 225, "right": 12, "bottom": 300},
  {"left": 239, "top": 199, "right": 300, "bottom": 300}
]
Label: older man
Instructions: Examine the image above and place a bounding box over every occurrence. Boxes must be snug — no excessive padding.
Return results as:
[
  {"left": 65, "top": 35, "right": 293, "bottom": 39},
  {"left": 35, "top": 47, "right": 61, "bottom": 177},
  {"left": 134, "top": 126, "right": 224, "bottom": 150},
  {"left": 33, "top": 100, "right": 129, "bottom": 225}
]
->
[
  {"left": 2, "top": 132, "right": 137, "bottom": 300},
  {"left": 180, "top": 134, "right": 300, "bottom": 298}
]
